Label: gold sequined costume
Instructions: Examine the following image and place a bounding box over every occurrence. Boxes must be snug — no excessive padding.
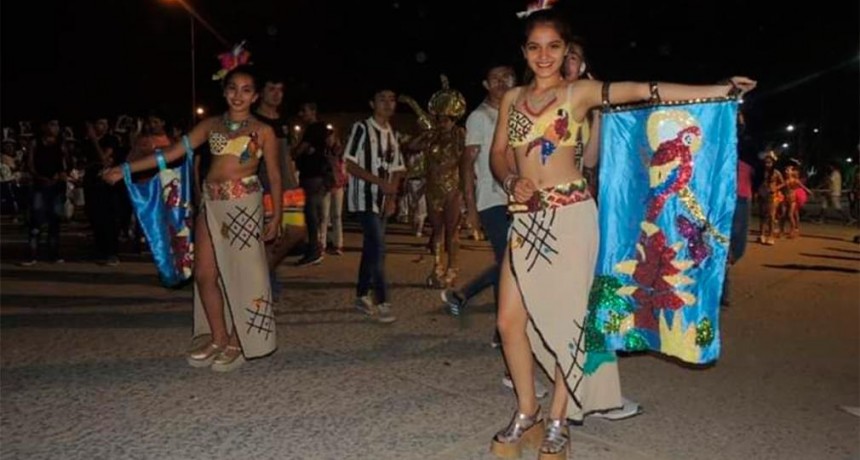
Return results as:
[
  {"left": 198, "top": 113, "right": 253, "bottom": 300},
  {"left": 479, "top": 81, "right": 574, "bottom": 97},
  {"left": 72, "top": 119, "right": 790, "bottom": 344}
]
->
[
  {"left": 401, "top": 75, "right": 467, "bottom": 287},
  {"left": 425, "top": 127, "right": 465, "bottom": 212}
]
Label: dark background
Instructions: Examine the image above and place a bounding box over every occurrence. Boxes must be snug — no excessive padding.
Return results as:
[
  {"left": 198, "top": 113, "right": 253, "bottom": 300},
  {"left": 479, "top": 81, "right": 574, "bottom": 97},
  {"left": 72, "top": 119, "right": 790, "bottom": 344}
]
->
[{"left": 2, "top": 0, "right": 858, "bottom": 162}]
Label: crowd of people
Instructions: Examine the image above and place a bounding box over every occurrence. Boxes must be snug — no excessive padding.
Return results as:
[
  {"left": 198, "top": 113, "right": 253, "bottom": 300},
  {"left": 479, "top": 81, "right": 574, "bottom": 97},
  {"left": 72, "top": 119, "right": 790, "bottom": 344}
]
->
[{"left": 4, "top": 5, "right": 859, "bottom": 458}]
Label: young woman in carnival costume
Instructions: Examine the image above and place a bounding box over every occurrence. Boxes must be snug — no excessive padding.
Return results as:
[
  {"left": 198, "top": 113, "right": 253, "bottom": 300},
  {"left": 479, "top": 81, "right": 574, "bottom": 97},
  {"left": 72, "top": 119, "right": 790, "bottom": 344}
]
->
[
  {"left": 779, "top": 158, "right": 810, "bottom": 238},
  {"left": 104, "top": 65, "right": 283, "bottom": 372},
  {"left": 488, "top": 8, "right": 755, "bottom": 459},
  {"left": 757, "top": 150, "right": 784, "bottom": 245},
  {"left": 403, "top": 76, "right": 468, "bottom": 288}
]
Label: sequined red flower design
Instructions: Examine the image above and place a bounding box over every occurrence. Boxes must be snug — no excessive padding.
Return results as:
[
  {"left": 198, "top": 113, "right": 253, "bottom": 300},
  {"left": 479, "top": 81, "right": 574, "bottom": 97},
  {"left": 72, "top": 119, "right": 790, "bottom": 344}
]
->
[{"left": 615, "top": 222, "right": 696, "bottom": 331}]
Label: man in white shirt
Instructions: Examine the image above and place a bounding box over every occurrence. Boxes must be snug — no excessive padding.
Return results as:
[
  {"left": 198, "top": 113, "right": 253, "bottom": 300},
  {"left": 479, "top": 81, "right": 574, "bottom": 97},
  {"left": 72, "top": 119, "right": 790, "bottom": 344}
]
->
[
  {"left": 442, "top": 64, "right": 515, "bottom": 317},
  {"left": 344, "top": 87, "right": 406, "bottom": 323},
  {"left": 818, "top": 162, "right": 853, "bottom": 224}
]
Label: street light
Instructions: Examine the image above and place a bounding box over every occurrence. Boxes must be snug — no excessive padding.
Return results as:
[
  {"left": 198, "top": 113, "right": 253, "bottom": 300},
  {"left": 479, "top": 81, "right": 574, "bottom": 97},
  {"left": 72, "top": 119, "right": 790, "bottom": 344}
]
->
[
  {"left": 782, "top": 142, "right": 790, "bottom": 149},
  {"left": 813, "top": 128, "right": 820, "bottom": 134},
  {"left": 196, "top": 107, "right": 205, "bottom": 116},
  {"left": 786, "top": 124, "right": 795, "bottom": 132},
  {"left": 161, "top": 0, "right": 229, "bottom": 123},
  {"left": 159, "top": 0, "right": 196, "bottom": 122}
]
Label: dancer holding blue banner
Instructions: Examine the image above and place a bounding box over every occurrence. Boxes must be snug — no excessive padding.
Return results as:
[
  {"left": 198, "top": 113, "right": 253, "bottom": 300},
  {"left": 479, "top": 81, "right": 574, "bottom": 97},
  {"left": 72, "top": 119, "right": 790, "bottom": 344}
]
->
[
  {"left": 488, "top": 8, "right": 755, "bottom": 459},
  {"left": 104, "top": 65, "right": 282, "bottom": 372}
]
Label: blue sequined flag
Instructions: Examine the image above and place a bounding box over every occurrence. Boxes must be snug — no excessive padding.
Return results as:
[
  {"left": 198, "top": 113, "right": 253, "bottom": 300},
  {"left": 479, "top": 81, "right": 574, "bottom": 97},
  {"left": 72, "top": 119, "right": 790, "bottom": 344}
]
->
[
  {"left": 122, "top": 136, "right": 195, "bottom": 287},
  {"left": 588, "top": 99, "right": 738, "bottom": 364}
]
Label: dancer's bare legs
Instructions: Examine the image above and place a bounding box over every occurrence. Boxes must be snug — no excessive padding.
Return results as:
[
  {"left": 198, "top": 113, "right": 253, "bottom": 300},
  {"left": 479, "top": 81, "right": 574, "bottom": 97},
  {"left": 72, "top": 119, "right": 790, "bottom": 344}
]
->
[
  {"left": 497, "top": 252, "right": 540, "bottom": 416},
  {"left": 194, "top": 212, "right": 234, "bottom": 347}
]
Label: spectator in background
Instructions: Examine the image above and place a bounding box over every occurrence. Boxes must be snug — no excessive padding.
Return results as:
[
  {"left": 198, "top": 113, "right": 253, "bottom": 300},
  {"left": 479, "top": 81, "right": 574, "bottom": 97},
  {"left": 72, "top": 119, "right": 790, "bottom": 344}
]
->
[
  {"left": 816, "top": 162, "right": 853, "bottom": 224},
  {"left": 1, "top": 135, "right": 23, "bottom": 220},
  {"left": 20, "top": 119, "right": 67, "bottom": 265},
  {"left": 84, "top": 117, "right": 121, "bottom": 265},
  {"left": 293, "top": 101, "right": 331, "bottom": 267},
  {"left": 255, "top": 73, "right": 307, "bottom": 298},
  {"left": 321, "top": 126, "right": 346, "bottom": 255}
]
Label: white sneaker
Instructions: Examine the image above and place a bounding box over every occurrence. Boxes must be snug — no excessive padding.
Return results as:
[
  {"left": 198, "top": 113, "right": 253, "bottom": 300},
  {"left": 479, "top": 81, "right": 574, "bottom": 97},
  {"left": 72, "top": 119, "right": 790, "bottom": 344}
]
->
[
  {"left": 501, "top": 375, "right": 549, "bottom": 399},
  {"left": 354, "top": 296, "right": 374, "bottom": 316},
  {"left": 374, "top": 302, "right": 397, "bottom": 324},
  {"left": 589, "top": 397, "right": 643, "bottom": 421}
]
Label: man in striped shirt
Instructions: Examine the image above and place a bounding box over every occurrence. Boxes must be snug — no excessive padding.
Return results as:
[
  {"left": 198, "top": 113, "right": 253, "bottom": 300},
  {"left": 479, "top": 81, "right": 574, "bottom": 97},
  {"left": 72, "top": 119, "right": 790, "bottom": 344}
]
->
[{"left": 344, "top": 88, "right": 405, "bottom": 323}]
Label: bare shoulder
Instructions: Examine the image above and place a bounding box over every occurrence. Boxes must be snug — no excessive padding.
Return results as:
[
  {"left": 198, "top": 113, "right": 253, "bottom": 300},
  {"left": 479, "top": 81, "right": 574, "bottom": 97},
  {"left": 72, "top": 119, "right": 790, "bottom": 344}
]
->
[
  {"left": 187, "top": 116, "right": 218, "bottom": 140},
  {"left": 251, "top": 119, "right": 275, "bottom": 138},
  {"left": 202, "top": 116, "right": 222, "bottom": 129}
]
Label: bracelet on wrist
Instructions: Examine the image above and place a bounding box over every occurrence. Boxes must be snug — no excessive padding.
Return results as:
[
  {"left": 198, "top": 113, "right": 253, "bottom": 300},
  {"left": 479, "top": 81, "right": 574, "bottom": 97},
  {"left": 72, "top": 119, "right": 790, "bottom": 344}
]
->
[
  {"left": 502, "top": 174, "right": 519, "bottom": 195},
  {"left": 726, "top": 80, "right": 742, "bottom": 97},
  {"left": 648, "top": 81, "right": 661, "bottom": 103}
]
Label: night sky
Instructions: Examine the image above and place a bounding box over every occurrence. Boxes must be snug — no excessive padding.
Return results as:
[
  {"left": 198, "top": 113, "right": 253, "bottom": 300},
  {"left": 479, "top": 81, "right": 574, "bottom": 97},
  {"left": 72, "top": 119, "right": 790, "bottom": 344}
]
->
[{"left": 2, "top": 0, "right": 858, "bottom": 159}]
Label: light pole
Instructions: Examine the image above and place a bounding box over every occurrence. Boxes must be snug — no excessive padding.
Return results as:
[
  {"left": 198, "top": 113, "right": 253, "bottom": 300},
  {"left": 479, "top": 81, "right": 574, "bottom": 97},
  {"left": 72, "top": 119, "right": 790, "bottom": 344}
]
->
[{"left": 161, "top": 0, "right": 229, "bottom": 123}]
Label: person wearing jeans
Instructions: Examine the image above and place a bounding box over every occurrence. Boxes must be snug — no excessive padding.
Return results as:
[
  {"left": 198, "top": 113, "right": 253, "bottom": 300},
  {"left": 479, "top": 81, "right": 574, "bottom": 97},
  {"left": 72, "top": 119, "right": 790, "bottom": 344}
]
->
[
  {"left": 344, "top": 88, "right": 405, "bottom": 323},
  {"left": 294, "top": 121, "right": 332, "bottom": 267},
  {"left": 356, "top": 211, "right": 388, "bottom": 306},
  {"left": 441, "top": 65, "right": 516, "bottom": 316},
  {"left": 450, "top": 205, "right": 509, "bottom": 310},
  {"left": 21, "top": 120, "right": 67, "bottom": 265}
]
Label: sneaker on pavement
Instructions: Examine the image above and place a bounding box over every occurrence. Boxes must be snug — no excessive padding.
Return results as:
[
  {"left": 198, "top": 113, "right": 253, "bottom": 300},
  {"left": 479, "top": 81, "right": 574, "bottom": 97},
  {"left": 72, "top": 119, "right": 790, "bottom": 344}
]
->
[
  {"left": 441, "top": 289, "right": 466, "bottom": 316},
  {"left": 354, "top": 296, "right": 375, "bottom": 316},
  {"left": 374, "top": 302, "right": 397, "bottom": 324},
  {"left": 295, "top": 254, "right": 323, "bottom": 267},
  {"left": 501, "top": 375, "right": 549, "bottom": 399},
  {"left": 589, "top": 397, "right": 643, "bottom": 421}
]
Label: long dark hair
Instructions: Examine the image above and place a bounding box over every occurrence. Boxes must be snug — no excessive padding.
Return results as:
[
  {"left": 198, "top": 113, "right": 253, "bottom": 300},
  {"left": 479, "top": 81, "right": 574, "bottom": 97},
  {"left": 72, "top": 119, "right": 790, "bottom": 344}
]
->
[{"left": 521, "top": 9, "right": 573, "bottom": 83}]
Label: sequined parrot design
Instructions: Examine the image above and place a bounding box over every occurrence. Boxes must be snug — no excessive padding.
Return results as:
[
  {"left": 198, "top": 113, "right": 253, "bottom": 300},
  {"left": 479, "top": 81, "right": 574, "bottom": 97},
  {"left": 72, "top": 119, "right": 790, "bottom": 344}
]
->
[
  {"left": 586, "top": 103, "right": 739, "bottom": 364},
  {"left": 610, "top": 110, "right": 722, "bottom": 353},
  {"left": 646, "top": 125, "right": 700, "bottom": 221}
]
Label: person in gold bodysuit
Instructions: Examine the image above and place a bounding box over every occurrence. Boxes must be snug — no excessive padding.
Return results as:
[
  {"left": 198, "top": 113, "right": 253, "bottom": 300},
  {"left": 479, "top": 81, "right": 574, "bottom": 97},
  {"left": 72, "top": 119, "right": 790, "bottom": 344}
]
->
[{"left": 405, "top": 76, "right": 467, "bottom": 287}]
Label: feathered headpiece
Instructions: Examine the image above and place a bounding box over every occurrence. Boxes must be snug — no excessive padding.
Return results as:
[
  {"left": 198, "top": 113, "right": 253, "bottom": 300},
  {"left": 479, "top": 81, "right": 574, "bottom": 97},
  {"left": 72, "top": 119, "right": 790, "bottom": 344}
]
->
[
  {"left": 516, "top": 0, "right": 558, "bottom": 18},
  {"left": 212, "top": 41, "right": 252, "bottom": 80},
  {"left": 428, "top": 75, "right": 467, "bottom": 120}
]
